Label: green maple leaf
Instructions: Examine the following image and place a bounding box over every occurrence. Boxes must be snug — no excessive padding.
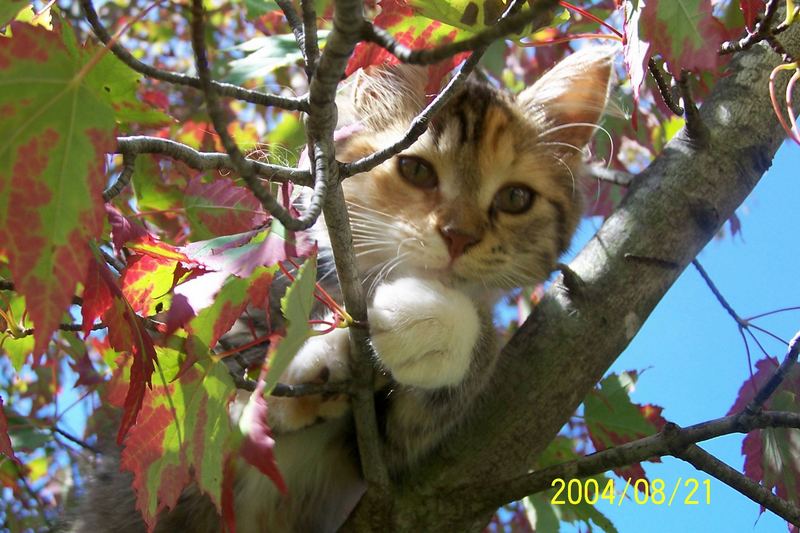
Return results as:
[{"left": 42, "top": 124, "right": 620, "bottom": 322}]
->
[{"left": 0, "top": 21, "right": 117, "bottom": 355}]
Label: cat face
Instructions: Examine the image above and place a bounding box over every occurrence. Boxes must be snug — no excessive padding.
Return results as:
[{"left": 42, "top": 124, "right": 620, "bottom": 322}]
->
[{"left": 336, "top": 48, "right": 614, "bottom": 293}]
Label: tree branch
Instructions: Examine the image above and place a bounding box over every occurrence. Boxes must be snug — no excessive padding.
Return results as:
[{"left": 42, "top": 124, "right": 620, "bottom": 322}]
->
[
  {"left": 360, "top": 0, "right": 559, "bottom": 66},
  {"left": 189, "top": 0, "right": 325, "bottom": 232},
  {"left": 115, "top": 136, "right": 312, "bottom": 186},
  {"left": 677, "top": 443, "right": 800, "bottom": 526},
  {"left": 102, "top": 151, "right": 135, "bottom": 202},
  {"left": 468, "top": 411, "right": 800, "bottom": 522},
  {"left": 230, "top": 372, "right": 353, "bottom": 397},
  {"left": 303, "top": 0, "right": 392, "bottom": 501},
  {"left": 78, "top": 0, "right": 306, "bottom": 112},
  {"left": 301, "top": 0, "right": 320, "bottom": 77}
]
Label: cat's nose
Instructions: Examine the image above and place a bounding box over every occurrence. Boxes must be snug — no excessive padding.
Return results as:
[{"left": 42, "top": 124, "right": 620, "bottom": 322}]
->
[{"left": 438, "top": 225, "right": 481, "bottom": 260}]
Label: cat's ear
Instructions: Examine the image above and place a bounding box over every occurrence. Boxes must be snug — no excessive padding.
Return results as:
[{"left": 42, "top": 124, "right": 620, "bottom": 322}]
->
[
  {"left": 351, "top": 64, "right": 427, "bottom": 129},
  {"left": 516, "top": 46, "right": 615, "bottom": 149}
]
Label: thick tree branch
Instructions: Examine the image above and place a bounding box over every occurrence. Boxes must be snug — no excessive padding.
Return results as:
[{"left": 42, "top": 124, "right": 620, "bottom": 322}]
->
[
  {"left": 302, "top": 0, "right": 392, "bottom": 506},
  {"left": 115, "top": 136, "right": 312, "bottom": 186},
  {"left": 360, "top": 0, "right": 559, "bottom": 66},
  {"left": 78, "top": 0, "right": 306, "bottom": 112},
  {"left": 343, "top": 14, "right": 800, "bottom": 533}
]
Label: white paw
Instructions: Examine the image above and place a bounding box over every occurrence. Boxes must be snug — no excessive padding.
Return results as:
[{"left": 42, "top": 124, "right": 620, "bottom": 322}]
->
[
  {"left": 266, "top": 328, "right": 352, "bottom": 432},
  {"left": 283, "top": 327, "right": 351, "bottom": 386},
  {"left": 369, "top": 278, "right": 480, "bottom": 389}
]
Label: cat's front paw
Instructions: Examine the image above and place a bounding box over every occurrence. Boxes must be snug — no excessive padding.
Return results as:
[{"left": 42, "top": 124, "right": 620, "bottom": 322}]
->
[
  {"left": 267, "top": 328, "right": 351, "bottom": 433},
  {"left": 369, "top": 278, "right": 480, "bottom": 389}
]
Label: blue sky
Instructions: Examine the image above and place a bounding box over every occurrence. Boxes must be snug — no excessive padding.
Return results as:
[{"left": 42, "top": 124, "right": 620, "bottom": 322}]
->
[{"left": 560, "top": 141, "right": 800, "bottom": 531}]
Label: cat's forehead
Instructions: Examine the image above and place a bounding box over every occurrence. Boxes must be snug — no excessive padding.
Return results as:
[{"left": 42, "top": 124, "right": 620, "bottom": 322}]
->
[{"left": 401, "top": 83, "right": 568, "bottom": 204}]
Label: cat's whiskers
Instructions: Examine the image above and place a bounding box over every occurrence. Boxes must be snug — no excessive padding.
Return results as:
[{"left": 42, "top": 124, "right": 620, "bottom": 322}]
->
[
  {"left": 365, "top": 252, "right": 410, "bottom": 296},
  {"left": 539, "top": 121, "right": 614, "bottom": 165},
  {"left": 548, "top": 153, "right": 577, "bottom": 196},
  {"left": 539, "top": 141, "right": 585, "bottom": 156}
]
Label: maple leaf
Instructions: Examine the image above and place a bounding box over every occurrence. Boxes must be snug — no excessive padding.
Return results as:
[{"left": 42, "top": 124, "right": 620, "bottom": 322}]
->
[
  {"left": 0, "top": 397, "right": 20, "bottom": 466},
  {"left": 729, "top": 357, "right": 800, "bottom": 516},
  {"left": 237, "top": 375, "right": 287, "bottom": 493},
  {"left": 0, "top": 292, "right": 34, "bottom": 370},
  {"left": 346, "top": 0, "right": 466, "bottom": 93},
  {"left": 121, "top": 254, "right": 178, "bottom": 316},
  {"left": 106, "top": 205, "right": 194, "bottom": 264},
  {"left": 184, "top": 176, "right": 267, "bottom": 240},
  {"left": 584, "top": 372, "right": 664, "bottom": 487},
  {"left": 741, "top": 0, "right": 766, "bottom": 30},
  {"left": 638, "top": 0, "right": 727, "bottom": 74},
  {"left": 81, "top": 254, "right": 113, "bottom": 339},
  {"left": 88, "top": 255, "right": 158, "bottom": 443},
  {"left": 263, "top": 254, "right": 317, "bottom": 394},
  {"left": 182, "top": 221, "right": 312, "bottom": 279},
  {"left": 0, "top": 1, "right": 28, "bottom": 27},
  {"left": 531, "top": 436, "right": 619, "bottom": 533},
  {"left": 120, "top": 348, "right": 237, "bottom": 532},
  {"left": 176, "top": 266, "right": 274, "bottom": 372},
  {"left": 0, "top": 21, "right": 116, "bottom": 355}
]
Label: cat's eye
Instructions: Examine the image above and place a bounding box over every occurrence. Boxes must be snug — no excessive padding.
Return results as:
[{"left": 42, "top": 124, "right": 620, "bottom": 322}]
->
[
  {"left": 493, "top": 185, "right": 535, "bottom": 214},
  {"left": 397, "top": 156, "right": 438, "bottom": 189}
]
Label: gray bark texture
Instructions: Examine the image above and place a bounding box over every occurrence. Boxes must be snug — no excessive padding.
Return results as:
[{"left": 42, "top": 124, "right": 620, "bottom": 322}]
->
[{"left": 342, "top": 19, "right": 800, "bottom": 533}]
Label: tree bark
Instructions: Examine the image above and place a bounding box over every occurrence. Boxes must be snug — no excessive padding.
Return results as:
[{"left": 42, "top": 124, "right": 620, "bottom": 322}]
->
[{"left": 344, "top": 22, "right": 800, "bottom": 533}]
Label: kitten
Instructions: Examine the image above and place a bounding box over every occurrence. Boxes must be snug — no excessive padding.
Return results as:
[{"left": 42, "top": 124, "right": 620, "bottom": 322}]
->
[{"left": 67, "top": 47, "right": 613, "bottom": 532}]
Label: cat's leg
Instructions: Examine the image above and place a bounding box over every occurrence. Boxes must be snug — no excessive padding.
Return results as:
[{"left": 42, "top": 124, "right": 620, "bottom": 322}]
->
[
  {"left": 368, "top": 278, "right": 481, "bottom": 389},
  {"left": 266, "top": 327, "right": 353, "bottom": 433}
]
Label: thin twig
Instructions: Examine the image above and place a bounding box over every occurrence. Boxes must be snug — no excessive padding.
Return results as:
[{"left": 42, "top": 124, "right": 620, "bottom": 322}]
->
[
  {"left": 304, "top": 0, "right": 391, "bottom": 493},
  {"left": 53, "top": 426, "right": 102, "bottom": 454},
  {"left": 720, "top": 0, "right": 783, "bottom": 55},
  {"left": 301, "top": 0, "right": 320, "bottom": 77},
  {"left": 748, "top": 330, "right": 800, "bottom": 412},
  {"left": 102, "top": 152, "right": 136, "bottom": 202},
  {"left": 676, "top": 71, "right": 709, "bottom": 144},
  {"left": 231, "top": 372, "right": 353, "bottom": 397},
  {"left": 20, "top": 322, "right": 106, "bottom": 337},
  {"left": 79, "top": 0, "right": 306, "bottom": 111},
  {"left": 360, "top": 0, "right": 559, "bottom": 66},
  {"left": 276, "top": 0, "right": 307, "bottom": 64},
  {"left": 648, "top": 58, "right": 683, "bottom": 115},
  {"left": 115, "top": 136, "right": 312, "bottom": 186},
  {"left": 189, "top": 1, "right": 325, "bottom": 231},
  {"left": 678, "top": 443, "right": 800, "bottom": 526},
  {"left": 692, "top": 260, "right": 748, "bottom": 327}
]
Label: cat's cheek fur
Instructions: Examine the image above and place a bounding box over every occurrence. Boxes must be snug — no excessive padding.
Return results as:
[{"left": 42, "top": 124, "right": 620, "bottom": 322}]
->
[{"left": 369, "top": 278, "right": 480, "bottom": 389}]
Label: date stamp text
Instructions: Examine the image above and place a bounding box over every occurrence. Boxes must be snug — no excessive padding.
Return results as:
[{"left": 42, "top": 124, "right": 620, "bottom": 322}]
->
[{"left": 550, "top": 478, "right": 711, "bottom": 506}]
